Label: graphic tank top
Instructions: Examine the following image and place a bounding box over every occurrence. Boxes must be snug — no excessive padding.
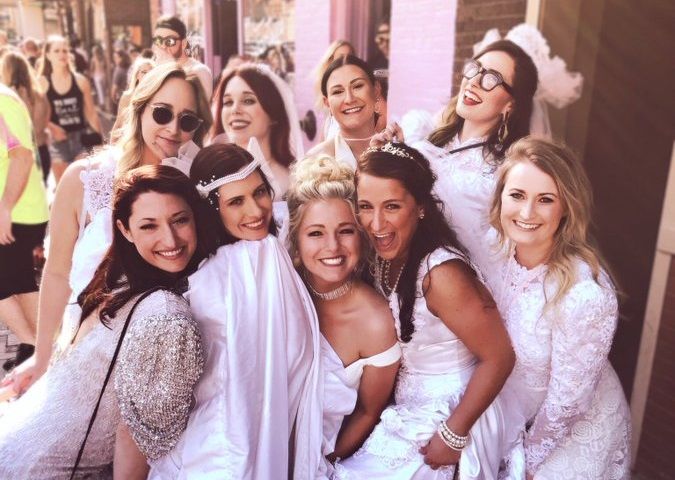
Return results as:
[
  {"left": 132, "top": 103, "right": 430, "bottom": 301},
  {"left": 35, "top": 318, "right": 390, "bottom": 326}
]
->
[{"left": 47, "top": 73, "right": 85, "bottom": 132}]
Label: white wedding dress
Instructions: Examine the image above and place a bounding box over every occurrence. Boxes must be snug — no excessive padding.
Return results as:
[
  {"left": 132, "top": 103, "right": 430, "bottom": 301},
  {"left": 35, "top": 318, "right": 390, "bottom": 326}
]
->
[
  {"left": 149, "top": 235, "right": 323, "bottom": 480},
  {"left": 485, "top": 245, "right": 631, "bottom": 479},
  {"left": 320, "top": 337, "right": 401, "bottom": 479},
  {"left": 336, "top": 248, "right": 521, "bottom": 480}
]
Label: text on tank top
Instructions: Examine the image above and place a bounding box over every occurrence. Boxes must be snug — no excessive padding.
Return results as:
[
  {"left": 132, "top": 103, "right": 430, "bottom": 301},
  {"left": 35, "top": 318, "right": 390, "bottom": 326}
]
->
[{"left": 47, "top": 73, "right": 85, "bottom": 132}]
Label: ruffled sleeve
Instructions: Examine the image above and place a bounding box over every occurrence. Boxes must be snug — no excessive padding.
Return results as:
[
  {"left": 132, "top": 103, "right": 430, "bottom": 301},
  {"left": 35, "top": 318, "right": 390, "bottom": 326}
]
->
[
  {"left": 524, "top": 271, "right": 618, "bottom": 474},
  {"left": 114, "top": 308, "right": 204, "bottom": 461}
]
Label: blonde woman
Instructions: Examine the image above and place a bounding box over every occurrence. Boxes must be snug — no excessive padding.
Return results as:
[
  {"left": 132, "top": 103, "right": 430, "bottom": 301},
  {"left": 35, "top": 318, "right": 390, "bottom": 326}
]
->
[
  {"left": 485, "top": 137, "right": 630, "bottom": 479},
  {"left": 38, "top": 35, "right": 102, "bottom": 182},
  {"left": 4, "top": 62, "right": 212, "bottom": 394},
  {"left": 286, "top": 155, "right": 400, "bottom": 477},
  {"left": 111, "top": 57, "right": 155, "bottom": 139},
  {"left": 0, "top": 51, "right": 51, "bottom": 181}
]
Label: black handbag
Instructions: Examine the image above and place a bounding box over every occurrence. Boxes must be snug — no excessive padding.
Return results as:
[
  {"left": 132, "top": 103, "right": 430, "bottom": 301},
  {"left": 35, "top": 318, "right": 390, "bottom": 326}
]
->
[{"left": 80, "top": 127, "right": 103, "bottom": 149}]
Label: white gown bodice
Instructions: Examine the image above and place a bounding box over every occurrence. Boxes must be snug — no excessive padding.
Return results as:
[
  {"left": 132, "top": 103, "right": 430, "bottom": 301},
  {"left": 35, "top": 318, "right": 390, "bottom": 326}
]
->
[
  {"left": 485, "top": 243, "right": 631, "bottom": 479},
  {"left": 413, "top": 136, "right": 497, "bottom": 270}
]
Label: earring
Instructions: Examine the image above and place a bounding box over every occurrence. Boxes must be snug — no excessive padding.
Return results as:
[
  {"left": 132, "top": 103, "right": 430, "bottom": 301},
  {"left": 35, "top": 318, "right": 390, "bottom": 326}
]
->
[
  {"left": 419, "top": 212, "right": 425, "bottom": 220},
  {"left": 497, "top": 111, "right": 510, "bottom": 146}
]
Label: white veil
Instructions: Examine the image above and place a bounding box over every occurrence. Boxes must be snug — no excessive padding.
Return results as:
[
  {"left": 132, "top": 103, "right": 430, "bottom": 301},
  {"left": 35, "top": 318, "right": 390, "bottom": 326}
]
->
[{"left": 473, "top": 24, "right": 584, "bottom": 137}]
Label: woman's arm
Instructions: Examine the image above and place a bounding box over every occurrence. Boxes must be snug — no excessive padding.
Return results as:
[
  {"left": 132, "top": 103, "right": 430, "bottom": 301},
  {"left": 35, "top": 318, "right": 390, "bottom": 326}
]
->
[
  {"left": 330, "top": 306, "right": 400, "bottom": 460},
  {"left": 421, "top": 260, "right": 515, "bottom": 466},
  {"left": 113, "top": 422, "right": 149, "bottom": 480},
  {"left": 524, "top": 280, "right": 618, "bottom": 476},
  {"left": 77, "top": 73, "right": 102, "bottom": 134},
  {"left": 5, "top": 163, "right": 84, "bottom": 392}
]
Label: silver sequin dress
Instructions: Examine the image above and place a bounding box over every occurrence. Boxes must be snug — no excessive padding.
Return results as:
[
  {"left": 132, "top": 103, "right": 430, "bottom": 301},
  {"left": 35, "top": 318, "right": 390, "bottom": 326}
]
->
[{"left": 0, "top": 289, "right": 203, "bottom": 479}]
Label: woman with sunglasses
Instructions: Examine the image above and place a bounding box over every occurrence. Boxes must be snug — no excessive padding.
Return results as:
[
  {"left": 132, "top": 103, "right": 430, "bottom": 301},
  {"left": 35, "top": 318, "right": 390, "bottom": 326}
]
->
[
  {"left": 210, "top": 63, "right": 304, "bottom": 197},
  {"left": 377, "top": 40, "right": 538, "bottom": 273},
  {"left": 37, "top": 35, "right": 103, "bottom": 183},
  {"left": 0, "top": 165, "right": 209, "bottom": 479},
  {"left": 149, "top": 143, "right": 321, "bottom": 479},
  {"left": 4, "top": 62, "right": 212, "bottom": 397}
]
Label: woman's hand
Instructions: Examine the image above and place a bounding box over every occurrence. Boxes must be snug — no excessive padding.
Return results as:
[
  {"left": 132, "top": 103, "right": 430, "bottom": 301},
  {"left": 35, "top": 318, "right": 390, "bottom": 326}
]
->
[
  {"left": 49, "top": 123, "right": 67, "bottom": 142},
  {"left": 369, "top": 122, "right": 404, "bottom": 148},
  {"left": 1, "top": 354, "right": 48, "bottom": 395},
  {"left": 419, "top": 432, "right": 461, "bottom": 470}
]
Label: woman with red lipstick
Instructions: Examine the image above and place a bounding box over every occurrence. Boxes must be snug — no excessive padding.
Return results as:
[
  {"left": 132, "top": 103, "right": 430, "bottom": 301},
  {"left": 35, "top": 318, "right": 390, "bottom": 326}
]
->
[
  {"left": 418, "top": 40, "right": 538, "bottom": 272},
  {"left": 210, "top": 63, "right": 304, "bottom": 197},
  {"left": 484, "top": 138, "right": 630, "bottom": 480},
  {"left": 286, "top": 155, "right": 400, "bottom": 478},
  {"left": 0, "top": 165, "right": 209, "bottom": 478},
  {"left": 6, "top": 62, "right": 212, "bottom": 396},
  {"left": 308, "top": 55, "right": 382, "bottom": 170},
  {"left": 149, "top": 143, "right": 322, "bottom": 480},
  {"left": 337, "top": 142, "right": 518, "bottom": 479},
  {"left": 38, "top": 35, "right": 102, "bottom": 183}
]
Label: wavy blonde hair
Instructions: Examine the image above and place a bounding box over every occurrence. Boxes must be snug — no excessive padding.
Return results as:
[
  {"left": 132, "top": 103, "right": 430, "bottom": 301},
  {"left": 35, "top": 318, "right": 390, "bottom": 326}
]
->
[
  {"left": 114, "top": 62, "right": 212, "bottom": 175},
  {"left": 286, "top": 155, "right": 370, "bottom": 271},
  {"left": 489, "top": 136, "right": 615, "bottom": 305}
]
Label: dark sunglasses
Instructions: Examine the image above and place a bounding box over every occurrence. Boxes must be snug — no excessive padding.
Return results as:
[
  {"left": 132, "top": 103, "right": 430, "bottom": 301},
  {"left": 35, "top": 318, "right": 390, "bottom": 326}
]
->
[
  {"left": 152, "top": 35, "right": 181, "bottom": 48},
  {"left": 462, "top": 60, "right": 514, "bottom": 94},
  {"left": 151, "top": 105, "right": 203, "bottom": 133}
]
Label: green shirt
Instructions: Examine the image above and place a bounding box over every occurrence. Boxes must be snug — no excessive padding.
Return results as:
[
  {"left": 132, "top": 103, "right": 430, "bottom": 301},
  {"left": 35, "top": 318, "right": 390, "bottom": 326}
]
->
[{"left": 0, "top": 85, "right": 48, "bottom": 224}]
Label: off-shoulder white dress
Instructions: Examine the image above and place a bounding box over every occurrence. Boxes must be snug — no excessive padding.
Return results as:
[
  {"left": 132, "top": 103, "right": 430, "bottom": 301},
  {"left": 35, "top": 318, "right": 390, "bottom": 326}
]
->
[
  {"left": 0, "top": 289, "right": 203, "bottom": 479},
  {"left": 486, "top": 249, "right": 631, "bottom": 480}
]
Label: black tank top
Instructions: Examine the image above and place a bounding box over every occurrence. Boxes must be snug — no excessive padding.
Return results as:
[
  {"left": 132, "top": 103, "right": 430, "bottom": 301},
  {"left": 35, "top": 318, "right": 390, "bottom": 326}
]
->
[{"left": 47, "top": 73, "right": 85, "bottom": 132}]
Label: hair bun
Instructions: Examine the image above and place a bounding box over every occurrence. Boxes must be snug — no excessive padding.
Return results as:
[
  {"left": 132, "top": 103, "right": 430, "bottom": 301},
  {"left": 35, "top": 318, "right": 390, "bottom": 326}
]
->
[{"left": 291, "top": 154, "right": 354, "bottom": 190}]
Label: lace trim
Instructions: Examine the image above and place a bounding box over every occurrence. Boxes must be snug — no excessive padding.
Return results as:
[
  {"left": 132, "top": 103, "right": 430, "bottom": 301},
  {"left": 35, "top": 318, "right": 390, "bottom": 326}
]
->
[{"left": 79, "top": 150, "right": 117, "bottom": 221}]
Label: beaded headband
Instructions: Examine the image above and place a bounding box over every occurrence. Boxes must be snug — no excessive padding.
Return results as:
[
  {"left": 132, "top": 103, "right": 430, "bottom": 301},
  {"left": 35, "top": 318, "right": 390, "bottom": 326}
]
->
[{"left": 195, "top": 137, "right": 275, "bottom": 200}]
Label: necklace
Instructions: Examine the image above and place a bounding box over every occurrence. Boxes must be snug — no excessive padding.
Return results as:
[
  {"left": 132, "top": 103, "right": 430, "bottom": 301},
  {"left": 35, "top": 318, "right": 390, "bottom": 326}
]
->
[
  {"left": 375, "top": 257, "right": 405, "bottom": 297},
  {"left": 306, "top": 278, "right": 354, "bottom": 301}
]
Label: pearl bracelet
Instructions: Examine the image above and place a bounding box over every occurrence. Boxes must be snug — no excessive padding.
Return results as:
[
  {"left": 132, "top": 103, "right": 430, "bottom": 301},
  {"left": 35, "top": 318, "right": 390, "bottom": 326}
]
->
[{"left": 437, "top": 422, "right": 469, "bottom": 451}]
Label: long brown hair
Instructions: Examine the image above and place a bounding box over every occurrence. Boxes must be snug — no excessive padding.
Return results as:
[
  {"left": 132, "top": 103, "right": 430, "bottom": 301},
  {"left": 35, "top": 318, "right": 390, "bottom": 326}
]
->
[
  {"left": 77, "top": 165, "right": 216, "bottom": 324},
  {"left": 428, "top": 40, "right": 538, "bottom": 162},
  {"left": 489, "top": 137, "right": 616, "bottom": 304},
  {"left": 38, "top": 35, "right": 73, "bottom": 79},
  {"left": 211, "top": 64, "right": 294, "bottom": 167},
  {"left": 1, "top": 51, "right": 40, "bottom": 106}
]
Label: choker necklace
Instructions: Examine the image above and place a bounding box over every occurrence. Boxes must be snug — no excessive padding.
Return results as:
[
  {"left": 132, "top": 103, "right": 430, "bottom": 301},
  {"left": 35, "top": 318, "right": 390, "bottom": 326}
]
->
[{"left": 307, "top": 278, "right": 354, "bottom": 301}]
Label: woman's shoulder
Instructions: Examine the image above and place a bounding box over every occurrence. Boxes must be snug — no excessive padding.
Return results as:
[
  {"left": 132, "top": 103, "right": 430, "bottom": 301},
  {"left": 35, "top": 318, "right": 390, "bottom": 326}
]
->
[
  {"left": 557, "top": 258, "right": 618, "bottom": 321},
  {"left": 350, "top": 283, "right": 397, "bottom": 346},
  {"left": 134, "top": 288, "right": 191, "bottom": 320},
  {"left": 420, "top": 246, "right": 470, "bottom": 277}
]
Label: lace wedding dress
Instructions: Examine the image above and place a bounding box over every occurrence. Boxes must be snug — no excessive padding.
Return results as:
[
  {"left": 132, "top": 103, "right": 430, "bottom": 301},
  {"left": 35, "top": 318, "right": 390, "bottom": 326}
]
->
[
  {"left": 336, "top": 248, "right": 520, "bottom": 480},
  {"left": 486, "top": 249, "right": 631, "bottom": 479},
  {"left": 0, "top": 290, "right": 203, "bottom": 479}
]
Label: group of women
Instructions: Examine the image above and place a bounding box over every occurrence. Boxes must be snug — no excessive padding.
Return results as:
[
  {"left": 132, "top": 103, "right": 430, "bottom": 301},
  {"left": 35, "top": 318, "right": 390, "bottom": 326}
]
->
[{"left": 0, "top": 25, "right": 630, "bottom": 480}]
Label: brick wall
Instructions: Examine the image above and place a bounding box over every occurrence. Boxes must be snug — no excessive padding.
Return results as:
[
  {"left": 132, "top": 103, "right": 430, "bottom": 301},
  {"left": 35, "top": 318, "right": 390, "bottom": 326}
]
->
[
  {"left": 453, "top": 0, "right": 526, "bottom": 96},
  {"left": 635, "top": 259, "right": 675, "bottom": 479}
]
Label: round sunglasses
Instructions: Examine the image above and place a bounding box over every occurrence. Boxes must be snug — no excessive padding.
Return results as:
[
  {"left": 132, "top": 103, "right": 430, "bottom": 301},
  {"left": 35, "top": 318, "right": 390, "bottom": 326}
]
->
[
  {"left": 151, "top": 105, "right": 203, "bottom": 133},
  {"left": 462, "top": 60, "right": 514, "bottom": 94},
  {"left": 152, "top": 35, "right": 181, "bottom": 49}
]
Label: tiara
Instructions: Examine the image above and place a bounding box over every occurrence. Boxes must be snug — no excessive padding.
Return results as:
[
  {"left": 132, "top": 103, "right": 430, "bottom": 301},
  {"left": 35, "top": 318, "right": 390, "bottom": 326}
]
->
[{"left": 364, "top": 142, "right": 415, "bottom": 160}]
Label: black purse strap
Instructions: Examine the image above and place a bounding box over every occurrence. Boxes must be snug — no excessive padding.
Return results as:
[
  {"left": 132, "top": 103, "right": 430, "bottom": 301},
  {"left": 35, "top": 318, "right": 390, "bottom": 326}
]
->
[
  {"left": 69, "top": 287, "right": 164, "bottom": 479},
  {"left": 448, "top": 141, "right": 488, "bottom": 155}
]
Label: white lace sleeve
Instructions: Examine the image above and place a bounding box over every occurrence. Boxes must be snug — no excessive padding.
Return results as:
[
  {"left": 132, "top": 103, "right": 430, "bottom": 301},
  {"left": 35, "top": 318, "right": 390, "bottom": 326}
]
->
[{"left": 524, "top": 274, "right": 618, "bottom": 474}]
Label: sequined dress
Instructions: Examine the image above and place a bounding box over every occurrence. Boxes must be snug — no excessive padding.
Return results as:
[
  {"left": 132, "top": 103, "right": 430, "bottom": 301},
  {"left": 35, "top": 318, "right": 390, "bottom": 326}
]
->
[
  {"left": 0, "top": 290, "right": 203, "bottom": 479},
  {"left": 336, "top": 248, "right": 520, "bottom": 480},
  {"left": 412, "top": 136, "right": 496, "bottom": 271},
  {"left": 486, "top": 248, "right": 631, "bottom": 479}
]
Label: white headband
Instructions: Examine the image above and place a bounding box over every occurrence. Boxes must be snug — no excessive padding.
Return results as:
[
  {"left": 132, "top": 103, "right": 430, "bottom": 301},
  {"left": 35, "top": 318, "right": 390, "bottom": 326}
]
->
[{"left": 195, "top": 137, "right": 275, "bottom": 199}]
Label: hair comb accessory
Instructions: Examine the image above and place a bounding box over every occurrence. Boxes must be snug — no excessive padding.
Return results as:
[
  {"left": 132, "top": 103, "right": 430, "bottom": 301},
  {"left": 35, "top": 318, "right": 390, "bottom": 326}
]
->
[
  {"left": 161, "top": 141, "right": 200, "bottom": 177},
  {"left": 364, "top": 142, "right": 427, "bottom": 172}
]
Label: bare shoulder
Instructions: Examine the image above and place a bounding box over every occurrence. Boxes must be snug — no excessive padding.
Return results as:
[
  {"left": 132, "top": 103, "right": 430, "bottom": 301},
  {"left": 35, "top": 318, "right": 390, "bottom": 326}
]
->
[
  {"left": 74, "top": 73, "right": 91, "bottom": 91},
  {"left": 351, "top": 283, "right": 397, "bottom": 341},
  {"left": 306, "top": 138, "right": 335, "bottom": 159},
  {"left": 425, "top": 258, "right": 478, "bottom": 292}
]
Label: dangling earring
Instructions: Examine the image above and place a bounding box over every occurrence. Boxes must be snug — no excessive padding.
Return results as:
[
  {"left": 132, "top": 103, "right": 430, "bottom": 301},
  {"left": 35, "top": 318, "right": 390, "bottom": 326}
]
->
[
  {"left": 497, "top": 111, "right": 510, "bottom": 146},
  {"left": 375, "top": 97, "right": 381, "bottom": 114}
]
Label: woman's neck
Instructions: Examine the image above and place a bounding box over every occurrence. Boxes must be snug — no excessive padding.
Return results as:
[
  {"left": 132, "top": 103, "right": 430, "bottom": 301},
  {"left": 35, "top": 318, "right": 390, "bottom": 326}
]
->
[
  {"left": 52, "top": 65, "right": 69, "bottom": 78},
  {"left": 341, "top": 122, "right": 376, "bottom": 159},
  {"left": 459, "top": 118, "right": 498, "bottom": 143},
  {"left": 140, "top": 146, "right": 161, "bottom": 166},
  {"left": 514, "top": 242, "right": 552, "bottom": 270}
]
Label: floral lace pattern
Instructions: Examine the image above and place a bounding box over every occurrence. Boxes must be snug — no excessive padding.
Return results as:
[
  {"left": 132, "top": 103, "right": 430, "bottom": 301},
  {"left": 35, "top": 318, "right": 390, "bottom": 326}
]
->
[
  {"left": 489, "top": 251, "right": 631, "bottom": 479},
  {"left": 79, "top": 149, "right": 116, "bottom": 221}
]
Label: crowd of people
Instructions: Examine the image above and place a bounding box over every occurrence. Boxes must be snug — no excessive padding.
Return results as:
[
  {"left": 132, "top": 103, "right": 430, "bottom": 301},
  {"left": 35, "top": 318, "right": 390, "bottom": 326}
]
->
[{"left": 0, "top": 13, "right": 631, "bottom": 480}]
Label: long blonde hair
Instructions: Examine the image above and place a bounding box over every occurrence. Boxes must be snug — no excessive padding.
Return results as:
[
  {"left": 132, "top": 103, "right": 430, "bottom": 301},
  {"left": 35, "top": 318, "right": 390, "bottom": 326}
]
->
[
  {"left": 114, "top": 62, "right": 212, "bottom": 175},
  {"left": 489, "top": 136, "right": 615, "bottom": 304}
]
